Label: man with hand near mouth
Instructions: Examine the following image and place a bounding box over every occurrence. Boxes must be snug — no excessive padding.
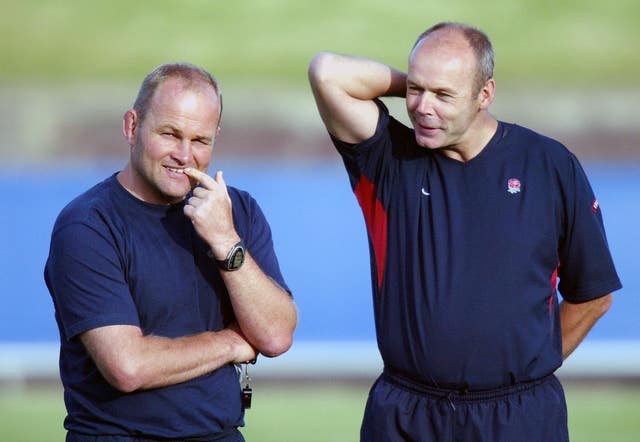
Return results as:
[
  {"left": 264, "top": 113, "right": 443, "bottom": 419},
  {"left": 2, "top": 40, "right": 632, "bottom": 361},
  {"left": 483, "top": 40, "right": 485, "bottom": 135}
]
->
[{"left": 45, "top": 63, "right": 297, "bottom": 442}]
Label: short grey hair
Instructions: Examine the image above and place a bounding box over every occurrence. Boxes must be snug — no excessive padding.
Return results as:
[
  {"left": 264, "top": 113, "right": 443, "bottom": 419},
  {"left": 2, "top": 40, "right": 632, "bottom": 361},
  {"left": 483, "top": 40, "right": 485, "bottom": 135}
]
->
[{"left": 133, "top": 62, "right": 223, "bottom": 125}]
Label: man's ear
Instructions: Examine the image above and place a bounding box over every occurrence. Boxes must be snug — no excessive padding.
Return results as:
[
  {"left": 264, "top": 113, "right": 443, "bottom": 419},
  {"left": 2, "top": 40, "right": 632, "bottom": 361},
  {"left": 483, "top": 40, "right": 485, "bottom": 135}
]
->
[
  {"left": 122, "top": 109, "right": 138, "bottom": 146},
  {"left": 478, "top": 78, "right": 495, "bottom": 110},
  {"left": 211, "top": 125, "right": 221, "bottom": 149}
]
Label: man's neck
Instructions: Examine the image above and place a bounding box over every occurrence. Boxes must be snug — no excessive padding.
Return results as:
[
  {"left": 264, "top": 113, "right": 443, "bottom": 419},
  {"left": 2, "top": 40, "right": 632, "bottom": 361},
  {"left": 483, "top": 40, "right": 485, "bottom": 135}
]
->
[{"left": 440, "top": 113, "right": 498, "bottom": 163}]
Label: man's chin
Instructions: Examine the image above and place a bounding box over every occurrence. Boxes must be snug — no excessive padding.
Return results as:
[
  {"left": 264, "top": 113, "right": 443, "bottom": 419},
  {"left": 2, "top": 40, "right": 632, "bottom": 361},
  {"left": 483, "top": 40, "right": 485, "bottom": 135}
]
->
[
  {"left": 160, "top": 186, "right": 190, "bottom": 205},
  {"left": 415, "top": 136, "right": 442, "bottom": 150}
]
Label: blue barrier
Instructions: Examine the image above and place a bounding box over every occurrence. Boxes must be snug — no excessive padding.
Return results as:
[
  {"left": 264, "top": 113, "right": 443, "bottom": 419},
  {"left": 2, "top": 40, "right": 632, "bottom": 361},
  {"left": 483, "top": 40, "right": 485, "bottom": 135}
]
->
[{"left": 1, "top": 160, "right": 637, "bottom": 345}]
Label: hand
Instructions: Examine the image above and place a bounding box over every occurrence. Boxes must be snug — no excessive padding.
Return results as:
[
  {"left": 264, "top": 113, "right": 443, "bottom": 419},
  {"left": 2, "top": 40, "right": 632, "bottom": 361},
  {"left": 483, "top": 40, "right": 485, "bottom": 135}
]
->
[
  {"left": 183, "top": 168, "right": 240, "bottom": 258},
  {"left": 225, "top": 323, "right": 259, "bottom": 364}
]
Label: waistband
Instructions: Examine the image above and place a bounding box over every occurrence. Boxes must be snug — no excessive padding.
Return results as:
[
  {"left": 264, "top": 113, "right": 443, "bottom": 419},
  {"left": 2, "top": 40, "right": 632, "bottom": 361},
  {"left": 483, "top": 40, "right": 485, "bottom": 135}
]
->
[
  {"left": 66, "top": 427, "right": 243, "bottom": 442},
  {"left": 383, "top": 367, "right": 555, "bottom": 403}
]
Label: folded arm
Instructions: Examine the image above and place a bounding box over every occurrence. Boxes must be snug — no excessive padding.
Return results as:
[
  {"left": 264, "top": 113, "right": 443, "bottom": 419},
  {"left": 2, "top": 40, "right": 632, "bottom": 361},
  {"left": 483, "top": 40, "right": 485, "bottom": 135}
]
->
[
  {"left": 216, "top": 250, "right": 297, "bottom": 357},
  {"left": 80, "top": 322, "right": 256, "bottom": 393}
]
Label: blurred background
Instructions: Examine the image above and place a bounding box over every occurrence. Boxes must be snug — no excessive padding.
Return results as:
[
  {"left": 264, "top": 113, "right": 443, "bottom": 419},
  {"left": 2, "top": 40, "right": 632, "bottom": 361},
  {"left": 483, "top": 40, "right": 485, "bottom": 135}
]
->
[{"left": 1, "top": 1, "right": 639, "bottom": 440}]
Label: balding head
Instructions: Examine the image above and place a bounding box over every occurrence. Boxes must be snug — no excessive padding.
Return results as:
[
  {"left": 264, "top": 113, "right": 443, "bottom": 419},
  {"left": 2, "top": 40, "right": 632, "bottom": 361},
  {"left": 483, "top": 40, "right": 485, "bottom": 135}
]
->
[{"left": 411, "top": 22, "right": 494, "bottom": 95}]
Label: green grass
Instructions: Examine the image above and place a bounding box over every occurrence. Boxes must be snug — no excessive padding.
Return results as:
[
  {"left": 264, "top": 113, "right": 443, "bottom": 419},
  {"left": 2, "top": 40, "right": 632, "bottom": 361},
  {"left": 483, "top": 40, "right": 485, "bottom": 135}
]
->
[
  {"left": 0, "top": 385, "right": 67, "bottom": 441},
  {"left": 242, "top": 382, "right": 367, "bottom": 442},
  {"left": 564, "top": 382, "right": 640, "bottom": 442},
  {"left": 2, "top": 0, "right": 639, "bottom": 87},
  {"left": 2, "top": 380, "right": 639, "bottom": 441}
]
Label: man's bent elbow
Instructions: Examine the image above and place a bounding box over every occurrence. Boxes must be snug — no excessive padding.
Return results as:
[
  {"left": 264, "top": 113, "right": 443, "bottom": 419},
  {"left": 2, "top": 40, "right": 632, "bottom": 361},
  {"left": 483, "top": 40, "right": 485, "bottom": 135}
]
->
[
  {"left": 100, "top": 359, "right": 145, "bottom": 393},
  {"left": 258, "top": 329, "right": 295, "bottom": 358},
  {"left": 308, "top": 52, "right": 338, "bottom": 89},
  {"left": 261, "top": 302, "right": 297, "bottom": 357}
]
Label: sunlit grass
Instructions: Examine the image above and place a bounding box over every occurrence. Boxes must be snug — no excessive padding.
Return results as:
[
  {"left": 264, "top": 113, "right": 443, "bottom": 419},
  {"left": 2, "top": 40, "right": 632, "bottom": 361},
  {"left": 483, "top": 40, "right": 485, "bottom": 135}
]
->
[
  {"left": 2, "top": 0, "right": 638, "bottom": 87},
  {"left": 2, "top": 380, "right": 639, "bottom": 442}
]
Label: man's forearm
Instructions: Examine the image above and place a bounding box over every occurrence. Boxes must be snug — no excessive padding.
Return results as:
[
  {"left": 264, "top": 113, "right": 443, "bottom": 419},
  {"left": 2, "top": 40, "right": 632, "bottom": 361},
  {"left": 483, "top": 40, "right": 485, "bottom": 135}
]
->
[
  {"left": 180, "top": 167, "right": 297, "bottom": 357},
  {"left": 309, "top": 52, "right": 406, "bottom": 101},
  {"left": 220, "top": 252, "right": 297, "bottom": 358},
  {"left": 308, "top": 52, "right": 406, "bottom": 143},
  {"left": 559, "top": 294, "right": 613, "bottom": 359},
  {"left": 82, "top": 324, "right": 256, "bottom": 393}
]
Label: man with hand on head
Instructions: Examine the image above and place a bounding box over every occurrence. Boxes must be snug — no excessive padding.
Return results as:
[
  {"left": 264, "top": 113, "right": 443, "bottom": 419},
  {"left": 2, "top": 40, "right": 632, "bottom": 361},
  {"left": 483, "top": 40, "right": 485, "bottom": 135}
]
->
[
  {"left": 45, "top": 62, "right": 297, "bottom": 442},
  {"left": 309, "top": 22, "right": 621, "bottom": 441}
]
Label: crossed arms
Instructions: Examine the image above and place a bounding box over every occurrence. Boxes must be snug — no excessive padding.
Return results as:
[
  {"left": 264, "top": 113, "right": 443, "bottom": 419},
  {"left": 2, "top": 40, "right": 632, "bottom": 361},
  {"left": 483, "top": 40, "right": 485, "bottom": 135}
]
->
[{"left": 80, "top": 168, "right": 297, "bottom": 393}]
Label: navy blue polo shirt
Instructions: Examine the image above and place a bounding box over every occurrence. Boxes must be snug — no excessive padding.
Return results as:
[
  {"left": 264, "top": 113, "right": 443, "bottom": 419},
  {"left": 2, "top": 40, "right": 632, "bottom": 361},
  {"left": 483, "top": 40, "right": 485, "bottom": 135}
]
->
[
  {"left": 332, "top": 100, "right": 621, "bottom": 390},
  {"left": 45, "top": 173, "right": 289, "bottom": 438}
]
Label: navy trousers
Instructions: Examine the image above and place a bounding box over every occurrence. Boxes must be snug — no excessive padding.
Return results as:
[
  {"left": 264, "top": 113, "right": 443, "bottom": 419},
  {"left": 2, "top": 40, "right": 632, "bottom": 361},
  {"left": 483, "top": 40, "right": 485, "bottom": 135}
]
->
[{"left": 361, "top": 369, "right": 569, "bottom": 442}]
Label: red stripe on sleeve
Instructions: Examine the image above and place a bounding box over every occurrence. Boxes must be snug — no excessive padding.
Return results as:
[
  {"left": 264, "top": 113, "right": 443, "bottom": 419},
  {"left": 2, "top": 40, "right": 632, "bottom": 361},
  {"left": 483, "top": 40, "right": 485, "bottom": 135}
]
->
[
  {"left": 354, "top": 174, "right": 388, "bottom": 290},
  {"left": 549, "top": 264, "right": 559, "bottom": 314}
]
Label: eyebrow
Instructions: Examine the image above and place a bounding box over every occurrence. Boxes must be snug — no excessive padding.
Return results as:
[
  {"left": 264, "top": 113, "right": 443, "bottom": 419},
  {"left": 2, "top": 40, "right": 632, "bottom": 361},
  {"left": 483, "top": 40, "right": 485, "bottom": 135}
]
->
[
  {"left": 433, "top": 86, "right": 457, "bottom": 95},
  {"left": 158, "top": 124, "right": 181, "bottom": 134},
  {"left": 407, "top": 79, "right": 456, "bottom": 95},
  {"left": 158, "top": 125, "right": 213, "bottom": 144},
  {"left": 194, "top": 135, "right": 213, "bottom": 144}
]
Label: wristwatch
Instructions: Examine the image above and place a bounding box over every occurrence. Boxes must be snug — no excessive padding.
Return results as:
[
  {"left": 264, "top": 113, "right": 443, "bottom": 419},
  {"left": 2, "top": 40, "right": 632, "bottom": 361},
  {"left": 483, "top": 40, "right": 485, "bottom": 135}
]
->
[{"left": 216, "top": 241, "right": 246, "bottom": 271}]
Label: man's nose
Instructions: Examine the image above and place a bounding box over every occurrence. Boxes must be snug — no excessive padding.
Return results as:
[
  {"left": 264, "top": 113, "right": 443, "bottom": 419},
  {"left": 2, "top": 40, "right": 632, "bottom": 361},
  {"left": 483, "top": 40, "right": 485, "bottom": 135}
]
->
[
  {"left": 172, "top": 139, "right": 192, "bottom": 163},
  {"left": 415, "top": 93, "right": 435, "bottom": 115}
]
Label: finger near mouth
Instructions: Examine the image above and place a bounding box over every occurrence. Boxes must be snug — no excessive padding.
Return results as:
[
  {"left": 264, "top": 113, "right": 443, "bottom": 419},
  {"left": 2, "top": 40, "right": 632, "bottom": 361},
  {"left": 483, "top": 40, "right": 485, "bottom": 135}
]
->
[
  {"left": 165, "top": 166, "right": 185, "bottom": 173},
  {"left": 164, "top": 166, "right": 189, "bottom": 178}
]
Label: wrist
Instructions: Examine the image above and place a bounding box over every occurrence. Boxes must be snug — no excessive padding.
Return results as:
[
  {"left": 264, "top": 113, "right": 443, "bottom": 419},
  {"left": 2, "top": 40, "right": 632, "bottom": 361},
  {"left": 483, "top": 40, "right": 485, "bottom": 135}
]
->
[
  {"left": 217, "top": 329, "right": 244, "bottom": 364},
  {"left": 208, "top": 239, "right": 246, "bottom": 271},
  {"left": 207, "top": 234, "right": 242, "bottom": 261},
  {"left": 221, "top": 327, "right": 256, "bottom": 364}
]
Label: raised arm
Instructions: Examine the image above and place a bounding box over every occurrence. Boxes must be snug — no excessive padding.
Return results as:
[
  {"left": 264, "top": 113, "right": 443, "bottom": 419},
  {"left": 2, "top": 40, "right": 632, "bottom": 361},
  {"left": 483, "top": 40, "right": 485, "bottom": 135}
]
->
[
  {"left": 184, "top": 168, "right": 298, "bottom": 358},
  {"left": 308, "top": 52, "right": 407, "bottom": 143}
]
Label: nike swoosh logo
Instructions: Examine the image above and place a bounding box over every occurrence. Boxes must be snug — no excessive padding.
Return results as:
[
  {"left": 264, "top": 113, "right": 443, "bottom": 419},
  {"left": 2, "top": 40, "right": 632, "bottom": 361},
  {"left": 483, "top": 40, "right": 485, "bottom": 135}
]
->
[{"left": 421, "top": 188, "right": 430, "bottom": 196}]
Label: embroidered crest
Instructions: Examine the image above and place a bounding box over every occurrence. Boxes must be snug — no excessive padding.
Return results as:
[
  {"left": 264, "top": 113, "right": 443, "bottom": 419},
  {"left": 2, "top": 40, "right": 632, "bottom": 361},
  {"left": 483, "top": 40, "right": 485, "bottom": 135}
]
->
[
  {"left": 592, "top": 198, "right": 599, "bottom": 213},
  {"left": 507, "top": 178, "right": 521, "bottom": 194}
]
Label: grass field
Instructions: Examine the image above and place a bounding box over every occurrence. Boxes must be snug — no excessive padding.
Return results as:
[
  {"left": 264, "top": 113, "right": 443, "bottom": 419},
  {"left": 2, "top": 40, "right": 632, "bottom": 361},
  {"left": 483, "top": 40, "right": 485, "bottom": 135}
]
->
[
  {"left": 2, "top": 380, "right": 639, "bottom": 441},
  {"left": 2, "top": 0, "right": 639, "bottom": 87}
]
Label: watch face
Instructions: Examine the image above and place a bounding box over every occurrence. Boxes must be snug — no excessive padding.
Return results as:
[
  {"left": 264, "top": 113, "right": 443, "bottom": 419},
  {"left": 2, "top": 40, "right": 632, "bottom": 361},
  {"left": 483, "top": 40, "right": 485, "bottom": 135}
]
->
[{"left": 230, "top": 248, "right": 245, "bottom": 269}]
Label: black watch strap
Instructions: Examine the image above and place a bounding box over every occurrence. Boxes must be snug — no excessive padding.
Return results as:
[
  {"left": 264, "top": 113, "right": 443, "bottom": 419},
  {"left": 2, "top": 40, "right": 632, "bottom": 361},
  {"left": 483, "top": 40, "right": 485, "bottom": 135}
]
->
[{"left": 215, "top": 241, "right": 246, "bottom": 271}]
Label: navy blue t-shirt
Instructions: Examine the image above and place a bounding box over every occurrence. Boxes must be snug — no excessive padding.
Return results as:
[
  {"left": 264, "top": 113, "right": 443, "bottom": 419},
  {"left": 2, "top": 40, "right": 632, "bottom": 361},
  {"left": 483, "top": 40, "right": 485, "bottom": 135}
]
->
[
  {"left": 332, "top": 100, "right": 621, "bottom": 390},
  {"left": 45, "top": 173, "right": 289, "bottom": 438}
]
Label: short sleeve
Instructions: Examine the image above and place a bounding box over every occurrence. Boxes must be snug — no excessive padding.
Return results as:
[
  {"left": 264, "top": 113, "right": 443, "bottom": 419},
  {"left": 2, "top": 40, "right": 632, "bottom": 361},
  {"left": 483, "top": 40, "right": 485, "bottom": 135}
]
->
[
  {"left": 45, "top": 221, "right": 140, "bottom": 340},
  {"left": 556, "top": 155, "right": 622, "bottom": 302},
  {"left": 330, "top": 98, "right": 393, "bottom": 191}
]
